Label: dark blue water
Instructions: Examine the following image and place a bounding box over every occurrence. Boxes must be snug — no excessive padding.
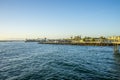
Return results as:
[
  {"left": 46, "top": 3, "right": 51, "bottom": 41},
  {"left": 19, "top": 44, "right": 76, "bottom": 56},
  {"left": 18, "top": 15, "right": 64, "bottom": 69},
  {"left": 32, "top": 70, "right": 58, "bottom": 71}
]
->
[{"left": 0, "top": 42, "right": 120, "bottom": 80}]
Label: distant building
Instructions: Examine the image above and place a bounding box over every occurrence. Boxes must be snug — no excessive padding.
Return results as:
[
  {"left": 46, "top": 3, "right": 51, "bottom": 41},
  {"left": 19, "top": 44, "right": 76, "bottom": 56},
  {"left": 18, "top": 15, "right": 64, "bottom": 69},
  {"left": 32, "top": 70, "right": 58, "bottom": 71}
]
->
[{"left": 108, "top": 36, "right": 120, "bottom": 42}]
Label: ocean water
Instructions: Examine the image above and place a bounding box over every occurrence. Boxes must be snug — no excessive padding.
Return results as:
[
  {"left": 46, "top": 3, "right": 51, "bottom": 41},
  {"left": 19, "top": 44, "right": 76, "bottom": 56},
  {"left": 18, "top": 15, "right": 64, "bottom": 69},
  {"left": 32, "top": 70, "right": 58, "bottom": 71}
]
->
[{"left": 0, "top": 42, "right": 120, "bottom": 80}]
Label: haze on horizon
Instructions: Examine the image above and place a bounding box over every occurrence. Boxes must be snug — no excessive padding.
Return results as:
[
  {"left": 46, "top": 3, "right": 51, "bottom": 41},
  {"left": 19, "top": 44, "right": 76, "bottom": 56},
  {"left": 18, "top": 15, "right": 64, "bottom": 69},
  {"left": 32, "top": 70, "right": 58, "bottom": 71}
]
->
[{"left": 0, "top": 0, "right": 120, "bottom": 40}]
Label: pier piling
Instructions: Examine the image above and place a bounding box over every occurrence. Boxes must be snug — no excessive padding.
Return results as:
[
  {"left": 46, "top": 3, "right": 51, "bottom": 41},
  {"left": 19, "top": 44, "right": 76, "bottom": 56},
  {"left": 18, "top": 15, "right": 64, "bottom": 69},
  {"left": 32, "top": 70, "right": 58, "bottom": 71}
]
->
[{"left": 114, "top": 44, "right": 119, "bottom": 54}]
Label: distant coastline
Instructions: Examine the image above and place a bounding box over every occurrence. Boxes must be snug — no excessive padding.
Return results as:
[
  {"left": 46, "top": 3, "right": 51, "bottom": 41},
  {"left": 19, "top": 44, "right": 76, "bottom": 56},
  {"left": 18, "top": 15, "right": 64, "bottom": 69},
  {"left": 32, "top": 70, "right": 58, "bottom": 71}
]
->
[
  {"left": 0, "top": 40, "right": 24, "bottom": 42},
  {"left": 25, "top": 36, "right": 120, "bottom": 46}
]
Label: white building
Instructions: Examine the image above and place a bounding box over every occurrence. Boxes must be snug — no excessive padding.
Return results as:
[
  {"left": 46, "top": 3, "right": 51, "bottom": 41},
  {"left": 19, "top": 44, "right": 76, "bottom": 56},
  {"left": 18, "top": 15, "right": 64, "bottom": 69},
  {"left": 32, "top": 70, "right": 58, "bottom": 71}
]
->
[{"left": 108, "top": 36, "right": 120, "bottom": 42}]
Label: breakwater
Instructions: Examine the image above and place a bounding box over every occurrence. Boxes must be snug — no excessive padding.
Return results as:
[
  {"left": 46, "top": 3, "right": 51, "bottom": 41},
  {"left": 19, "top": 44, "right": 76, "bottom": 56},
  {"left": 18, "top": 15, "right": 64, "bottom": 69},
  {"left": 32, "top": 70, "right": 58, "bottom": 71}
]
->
[{"left": 39, "top": 42, "right": 119, "bottom": 46}]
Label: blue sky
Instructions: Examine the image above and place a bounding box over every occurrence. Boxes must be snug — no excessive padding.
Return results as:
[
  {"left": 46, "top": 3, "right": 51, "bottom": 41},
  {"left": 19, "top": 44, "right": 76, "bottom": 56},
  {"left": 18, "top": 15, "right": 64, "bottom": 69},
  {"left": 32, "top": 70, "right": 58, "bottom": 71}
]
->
[{"left": 0, "top": 0, "right": 120, "bottom": 40}]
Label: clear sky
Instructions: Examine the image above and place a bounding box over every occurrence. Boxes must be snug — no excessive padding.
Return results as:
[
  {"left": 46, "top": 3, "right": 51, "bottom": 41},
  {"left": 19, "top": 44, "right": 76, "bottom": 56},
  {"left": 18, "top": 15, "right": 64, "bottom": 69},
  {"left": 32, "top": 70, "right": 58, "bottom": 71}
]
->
[{"left": 0, "top": 0, "right": 120, "bottom": 40}]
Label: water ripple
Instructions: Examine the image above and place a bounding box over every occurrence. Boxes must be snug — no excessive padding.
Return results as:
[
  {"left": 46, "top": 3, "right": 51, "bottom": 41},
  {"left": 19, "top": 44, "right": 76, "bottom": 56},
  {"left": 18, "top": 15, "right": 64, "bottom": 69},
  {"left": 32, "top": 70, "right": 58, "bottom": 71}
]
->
[{"left": 0, "top": 42, "right": 120, "bottom": 80}]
